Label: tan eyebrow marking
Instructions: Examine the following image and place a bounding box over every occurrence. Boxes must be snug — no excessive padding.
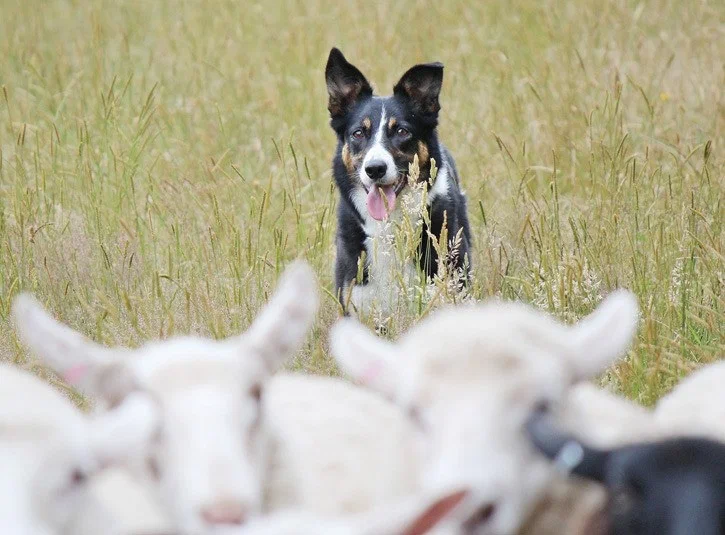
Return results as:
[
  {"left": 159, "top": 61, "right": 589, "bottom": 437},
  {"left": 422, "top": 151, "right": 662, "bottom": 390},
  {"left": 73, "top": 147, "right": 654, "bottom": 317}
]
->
[
  {"left": 362, "top": 117, "right": 372, "bottom": 131},
  {"left": 341, "top": 143, "right": 363, "bottom": 173},
  {"left": 388, "top": 117, "right": 397, "bottom": 130},
  {"left": 342, "top": 143, "right": 353, "bottom": 172}
]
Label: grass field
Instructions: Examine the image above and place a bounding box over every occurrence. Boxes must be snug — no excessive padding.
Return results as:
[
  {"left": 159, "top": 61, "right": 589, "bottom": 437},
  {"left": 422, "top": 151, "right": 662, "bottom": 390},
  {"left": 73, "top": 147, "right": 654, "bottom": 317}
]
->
[{"left": 0, "top": 0, "right": 722, "bottom": 405}]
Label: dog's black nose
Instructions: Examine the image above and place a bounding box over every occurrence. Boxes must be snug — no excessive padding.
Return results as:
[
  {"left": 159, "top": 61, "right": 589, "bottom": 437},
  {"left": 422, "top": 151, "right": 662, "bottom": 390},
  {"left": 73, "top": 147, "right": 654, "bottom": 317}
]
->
[{"left": 365, "top": 160, "right": 388, "bottom": 181}]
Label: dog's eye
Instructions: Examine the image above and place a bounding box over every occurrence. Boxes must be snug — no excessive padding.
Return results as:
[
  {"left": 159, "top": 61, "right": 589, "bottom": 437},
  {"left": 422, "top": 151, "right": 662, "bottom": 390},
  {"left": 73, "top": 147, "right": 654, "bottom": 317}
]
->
[
  {"left": 351, "top": 129, "right": 364, "bottom": 140},
  {"left": 396, "top": 127, "right": 410, "bottom": 137}
]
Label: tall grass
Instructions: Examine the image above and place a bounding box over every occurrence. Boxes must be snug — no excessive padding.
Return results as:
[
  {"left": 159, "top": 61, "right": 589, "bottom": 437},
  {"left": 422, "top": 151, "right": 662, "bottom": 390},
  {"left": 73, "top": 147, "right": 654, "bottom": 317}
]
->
[{"left": 0, "top": 0, "right": 722, "bottom": 404}]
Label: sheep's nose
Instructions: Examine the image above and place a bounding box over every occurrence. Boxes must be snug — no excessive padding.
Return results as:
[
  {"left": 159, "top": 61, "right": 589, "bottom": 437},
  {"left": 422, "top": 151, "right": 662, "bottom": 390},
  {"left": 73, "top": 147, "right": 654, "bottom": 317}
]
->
[
  {"left": 365, "top": 160, "right": 388, "bottom": 181},
  {"left": 200, "top": 498, "right": 246, "bottom": 525}
]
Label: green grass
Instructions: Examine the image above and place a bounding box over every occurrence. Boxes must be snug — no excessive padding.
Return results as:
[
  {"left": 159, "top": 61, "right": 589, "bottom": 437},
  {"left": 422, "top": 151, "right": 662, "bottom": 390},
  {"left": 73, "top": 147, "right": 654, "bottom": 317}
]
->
[{"left": 0, "top": 0, "right": 722, "bottom": 405}]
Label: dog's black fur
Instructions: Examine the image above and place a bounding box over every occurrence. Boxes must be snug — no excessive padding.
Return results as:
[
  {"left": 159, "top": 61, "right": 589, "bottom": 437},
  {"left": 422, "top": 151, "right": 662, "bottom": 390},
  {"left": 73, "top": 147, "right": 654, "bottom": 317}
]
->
[{"left": 325, "top": 48, "right": 472, "bottom": 308}]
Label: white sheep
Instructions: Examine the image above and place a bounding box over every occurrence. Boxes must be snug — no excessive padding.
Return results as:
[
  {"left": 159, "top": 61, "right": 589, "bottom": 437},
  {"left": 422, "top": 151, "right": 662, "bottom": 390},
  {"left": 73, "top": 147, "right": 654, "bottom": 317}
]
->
[
  {"left": 329, "top": 290, "right": 641, "bottom": 535},
  {"left": 0, "top": 362, "right": 161, "bottom": 535},
  {"left": 14, "top": 268, "right": 644, "bottom": 535}
]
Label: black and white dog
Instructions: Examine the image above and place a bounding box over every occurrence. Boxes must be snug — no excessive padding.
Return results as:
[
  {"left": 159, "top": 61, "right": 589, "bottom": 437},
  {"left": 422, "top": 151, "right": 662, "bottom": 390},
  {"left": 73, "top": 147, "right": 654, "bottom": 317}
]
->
[{"left": 325, "top": 47, "right": 471, "bottom": 315}]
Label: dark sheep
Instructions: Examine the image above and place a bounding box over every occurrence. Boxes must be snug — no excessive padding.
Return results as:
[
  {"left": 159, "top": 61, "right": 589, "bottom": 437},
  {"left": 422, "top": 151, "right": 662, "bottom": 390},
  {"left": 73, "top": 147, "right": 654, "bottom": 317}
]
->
[{"left": 526, "top": 406, "right": 725, "bottom": 535}]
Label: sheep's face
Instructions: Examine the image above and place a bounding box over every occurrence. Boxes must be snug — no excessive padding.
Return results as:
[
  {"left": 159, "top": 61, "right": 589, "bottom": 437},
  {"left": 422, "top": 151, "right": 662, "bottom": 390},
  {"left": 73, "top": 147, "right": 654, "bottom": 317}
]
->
[
  {"left": 13, "top": 261, "right": 319, "bottom": 535},
  {"left": 132, "top": 339, "right": 270, "bottom": 534},
  {"left": 397, "top": 316, "right": 570, "bottom": 535},
  {"left": 0, "top": 365, "right": 160, "bottom": 535},
  {"left": 332, "top": 291, "right": 639, "bottom": 535}
]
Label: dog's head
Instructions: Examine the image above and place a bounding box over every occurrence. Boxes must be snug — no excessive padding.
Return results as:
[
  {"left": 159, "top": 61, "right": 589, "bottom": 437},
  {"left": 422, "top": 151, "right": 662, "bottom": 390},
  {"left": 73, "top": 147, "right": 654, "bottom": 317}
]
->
[{"left": 325, "top": 47, "right": 443, "bottom": 221}]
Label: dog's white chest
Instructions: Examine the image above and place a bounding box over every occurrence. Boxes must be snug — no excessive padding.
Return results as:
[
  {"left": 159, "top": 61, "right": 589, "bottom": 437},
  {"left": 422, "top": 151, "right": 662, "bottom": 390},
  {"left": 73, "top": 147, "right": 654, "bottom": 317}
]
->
[
  {"left": 345, "top": 162, "right": 452, "bottom": 318},
  {"left": 349, "top": 188, "right": 425, "bottom": 318}
]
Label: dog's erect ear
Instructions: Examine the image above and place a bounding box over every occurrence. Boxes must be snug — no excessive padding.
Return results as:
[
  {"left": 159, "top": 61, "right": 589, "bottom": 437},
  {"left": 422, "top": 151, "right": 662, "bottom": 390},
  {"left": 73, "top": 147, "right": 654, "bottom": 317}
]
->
[
  {"left": 393, "top": 63, "right": 444, "bottom": 119},
  {"left": 325, "top": 47, "right": 373, "bottom": 120}
]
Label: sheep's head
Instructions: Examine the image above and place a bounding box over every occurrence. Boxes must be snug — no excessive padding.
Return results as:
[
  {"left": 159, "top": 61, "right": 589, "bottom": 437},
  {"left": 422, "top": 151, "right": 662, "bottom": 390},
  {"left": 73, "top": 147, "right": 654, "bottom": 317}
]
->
[
  {"left": 527, "top": 408, "right": 725, "bottom": 535},
  {"left": 12, "top": 261, "right": 319, "bottom": 535},
  {"left": 331, "top": 290, "right": 639, "bottom": 535},
  {"left": 0, "top": 364, "right": 159, "bottom": 535}
]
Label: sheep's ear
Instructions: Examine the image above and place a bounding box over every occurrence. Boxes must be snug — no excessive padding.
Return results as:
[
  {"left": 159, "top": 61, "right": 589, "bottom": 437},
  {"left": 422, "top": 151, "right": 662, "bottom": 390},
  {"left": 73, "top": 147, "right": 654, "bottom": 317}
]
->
[
  {"left": 566, "top": 290, "right": 640, "bottom": 381},
  {"left": 359, "top": 489, "right": 469, "bottom": 535},
  {"left": 12, "top": 294, "right": 135, "bottom": 404},
  {"left": 88, "top": 391, "right": 161, "bottom": 466},
  {"left": 244, "top": 261, "right": 319, "bottom": 372},
  {"left": 329, "top": 318, "right": 402, "bottom": 400}
]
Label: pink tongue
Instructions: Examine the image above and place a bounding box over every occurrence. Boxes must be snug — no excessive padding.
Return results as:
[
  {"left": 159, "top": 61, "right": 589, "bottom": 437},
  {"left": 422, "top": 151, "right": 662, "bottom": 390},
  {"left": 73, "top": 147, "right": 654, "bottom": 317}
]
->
[{"left": 366, "top": 185, "right": 397, "bottom": 221}]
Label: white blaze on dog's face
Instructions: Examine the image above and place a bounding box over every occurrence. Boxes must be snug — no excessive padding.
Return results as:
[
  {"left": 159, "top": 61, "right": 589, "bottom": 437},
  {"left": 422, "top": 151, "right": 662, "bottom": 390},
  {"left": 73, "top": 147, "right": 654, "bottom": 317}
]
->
[
  {"left": 359, "top": 105, "right": 398, "bottom": 191},
  {"left": 0, "top": 364, "right": 160, "bottom": 535},
  {"left": 12, "top": 261, "right": 319, "bottom": 535},
  {"left": 331, "top": 291, "right": 639, "bottom": 535}
]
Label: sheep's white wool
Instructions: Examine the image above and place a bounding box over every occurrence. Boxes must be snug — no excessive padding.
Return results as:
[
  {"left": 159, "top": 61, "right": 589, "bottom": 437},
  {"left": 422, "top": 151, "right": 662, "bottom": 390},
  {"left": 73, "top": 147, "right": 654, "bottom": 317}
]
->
[{"left": 263, "top": 373, "right": 422, "bottom": 514}]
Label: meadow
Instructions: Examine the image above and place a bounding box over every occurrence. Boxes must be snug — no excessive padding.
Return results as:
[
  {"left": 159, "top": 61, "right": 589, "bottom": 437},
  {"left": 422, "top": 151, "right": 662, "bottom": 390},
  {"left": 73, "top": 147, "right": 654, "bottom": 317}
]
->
[{"left": 0, "top": 0, "right": 722, "bottom": 405}]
